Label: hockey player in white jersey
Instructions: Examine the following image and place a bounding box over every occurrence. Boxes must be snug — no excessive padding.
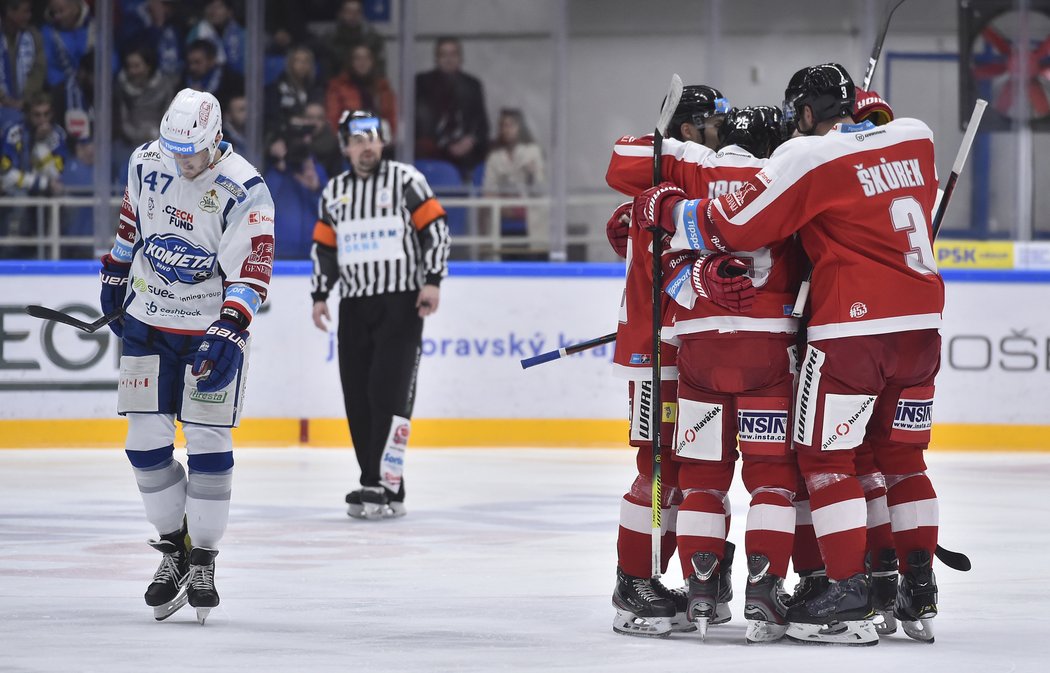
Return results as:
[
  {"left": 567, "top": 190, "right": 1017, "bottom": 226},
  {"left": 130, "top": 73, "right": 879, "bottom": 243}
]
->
[{"left": 99, "top": 88, "right": 275, "bottom": 624}]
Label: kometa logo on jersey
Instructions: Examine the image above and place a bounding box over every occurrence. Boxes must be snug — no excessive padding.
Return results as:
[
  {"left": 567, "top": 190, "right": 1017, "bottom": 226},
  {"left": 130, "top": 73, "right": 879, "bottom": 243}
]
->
[{"left": 143, "top": 234, "right": 216, "bottom": 285}]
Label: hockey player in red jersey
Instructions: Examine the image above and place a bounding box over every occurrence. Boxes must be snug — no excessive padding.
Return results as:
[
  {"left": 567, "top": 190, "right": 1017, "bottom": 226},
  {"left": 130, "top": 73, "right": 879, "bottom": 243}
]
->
[{"left": 635, "top": 63, "right": 943, "bottom": 646}]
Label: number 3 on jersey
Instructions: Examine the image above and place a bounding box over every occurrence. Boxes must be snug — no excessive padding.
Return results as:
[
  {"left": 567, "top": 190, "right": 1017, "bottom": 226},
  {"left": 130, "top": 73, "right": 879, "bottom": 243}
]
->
[
  {"left": 143, "top": 170, "right": 174, "bottom": 194},
  {"left": 890, "top": 196, "right": 937, "bottom": 276}
]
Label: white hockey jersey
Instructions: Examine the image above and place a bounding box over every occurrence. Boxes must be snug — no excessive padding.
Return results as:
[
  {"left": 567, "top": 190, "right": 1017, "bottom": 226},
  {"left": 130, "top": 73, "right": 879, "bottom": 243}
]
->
[{"left": 111, "top": 141, "right": 275, "bottom": 333}]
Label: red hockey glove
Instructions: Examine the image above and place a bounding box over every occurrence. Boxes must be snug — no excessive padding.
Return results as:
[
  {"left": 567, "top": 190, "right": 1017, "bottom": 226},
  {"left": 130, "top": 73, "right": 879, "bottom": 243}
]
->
[
  {"left": 854, "top": 87, "right": 894, "bottom": 126},
  {"left": 632, "top": 182, "right": 686, "bottom": 235},
  {"left": 691, "top": 253, "right": 755, "bottom": 313},
  {"left": 605, "top": 201, "right": 632, "bottom": 258}
]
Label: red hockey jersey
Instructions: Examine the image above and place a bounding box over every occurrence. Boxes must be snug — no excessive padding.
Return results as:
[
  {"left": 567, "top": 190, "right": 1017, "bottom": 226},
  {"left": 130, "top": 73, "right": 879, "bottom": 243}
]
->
[{"left": 682, "top": 118, "right": 944, "bottom": 341}]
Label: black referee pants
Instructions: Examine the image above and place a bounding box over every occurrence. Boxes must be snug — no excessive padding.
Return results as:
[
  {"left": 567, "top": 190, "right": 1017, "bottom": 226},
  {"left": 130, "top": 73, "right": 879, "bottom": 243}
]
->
[{"left": 337, "top": 291, "right": 422, "bottom": 501}]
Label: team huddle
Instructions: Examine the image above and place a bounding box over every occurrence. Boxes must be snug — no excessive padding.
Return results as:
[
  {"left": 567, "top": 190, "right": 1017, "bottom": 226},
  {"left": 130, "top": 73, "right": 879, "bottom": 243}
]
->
[{"left": 605, "top": 63, "right": 944, "bottom": 646}]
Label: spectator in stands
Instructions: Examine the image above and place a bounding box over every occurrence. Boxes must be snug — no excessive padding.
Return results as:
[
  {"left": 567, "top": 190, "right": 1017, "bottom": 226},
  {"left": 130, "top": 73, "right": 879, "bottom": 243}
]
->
[
  {"left": 116, "top": 45, "right": 174, "bottom": 149},
  {"left": 482, "top": 108, "right": 548, "bottom": 255},
  {"left": 264, "top": 44, "right": 323, "bottom": 136},
  {"left": 299, "top": 100, "right": 343, "bottom": 178},
  {"left": 59, "top": 133, "right": 94, "bottom": 257},
  {"left": 0, "top": 92, "right": 67, "bottom": 257},
  {"left": 325, "top": 43, "right": 396, "bottom": 140},
  {"left": 42, "top": 0, "right": 92, "bottom": 89},
  {"left": 186, "top": 0, "right": 244, "bottom": 75},
  {"left": 1, "top": 0, "right": 47, "bottom": 130},
  {"left": 265, "top": 141, "right": 327, "bottom": 260},
  {"left": 122, "top": 0, "right": 185, "bottom": 82},
  {"left": 223, "top": 93, "right": 248, "bottom": 148},
  {"left": 323, "top": 0, "right": 385, "bottom": 78},
  {"left": 184, "top": 38, "right": 243, "bottom": 107},
  {"left": 415, "top": 36, "right": 489, "bottom": 181},
  {"left": 51, "top": 47, "right": 92, "bottom": 141}
]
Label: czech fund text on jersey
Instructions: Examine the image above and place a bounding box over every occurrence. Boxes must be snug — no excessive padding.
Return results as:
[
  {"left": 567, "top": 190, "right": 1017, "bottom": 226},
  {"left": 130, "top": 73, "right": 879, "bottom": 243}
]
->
[{"left": 112, "top": 141, "right": 276, "bottom": 333}]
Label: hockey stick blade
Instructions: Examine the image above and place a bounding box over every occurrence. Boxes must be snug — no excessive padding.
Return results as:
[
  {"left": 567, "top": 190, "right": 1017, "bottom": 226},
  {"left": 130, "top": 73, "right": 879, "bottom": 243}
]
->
[
  {"left": 935, "top": 543, "right": 972, "bottom": 572},
  {"left": 655, "top": 74, "right": 683, "bottom": 137},
  {"left": 25, "top": 305, "right": 123, "bottom": 334},
  {"left": 520, "top": 332, "right": 616, "bottom": 369}
]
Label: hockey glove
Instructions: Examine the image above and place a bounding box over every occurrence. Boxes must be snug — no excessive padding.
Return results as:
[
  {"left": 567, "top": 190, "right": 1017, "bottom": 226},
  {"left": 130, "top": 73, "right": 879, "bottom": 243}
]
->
[
  {"left": 99, "top": 253, "right": 130, "bottom": 337},
  {"left": 632, "top": 182, "right": 687, "bottom": 235},
  {"left": 691, "top": 253, "right": 755, "bottom": 313},
  {"left": 191, "top": 320, "right": 250, "bottom": 393},
  {"left": 605, "top": 201, "right": 632, "bottom": 258}
]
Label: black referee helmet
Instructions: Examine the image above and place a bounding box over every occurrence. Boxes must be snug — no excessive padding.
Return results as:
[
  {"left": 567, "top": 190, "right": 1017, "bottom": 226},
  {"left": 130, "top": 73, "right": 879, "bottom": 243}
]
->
[{"left": 338, "top": 110, "right": 384, "bottom": 145}]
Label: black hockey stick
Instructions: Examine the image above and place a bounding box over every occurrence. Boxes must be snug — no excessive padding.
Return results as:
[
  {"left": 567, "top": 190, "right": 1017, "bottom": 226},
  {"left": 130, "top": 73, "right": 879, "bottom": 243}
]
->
[
  {"left": 25, "top": 305, "right": 123, "bottom": 334},
  {"left": 519, "top": 332, "right": 617, "bottom": 369},
  {"left": 935, "top": 543, "right": 972, "bottom": 572},
  {"left": 790, "top": 0, "right": 911, "bottom": 318},
  {"left": 647, "top": 73, "right": 683, "bottom": 577}
]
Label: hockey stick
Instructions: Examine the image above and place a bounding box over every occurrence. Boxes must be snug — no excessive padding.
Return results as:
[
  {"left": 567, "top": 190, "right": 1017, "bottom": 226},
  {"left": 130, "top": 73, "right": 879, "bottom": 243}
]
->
[
  {"left": 648, "top": 73, "right": 683, "bottom": 577},
  {"left": 935, "top": 543, "right": 972, "bottom": 572},
  {"left": 932, "top": 98, "right": 987, "bottom": 238},
  {"left": 519, "top": 332, "right": 616, "bottom": 369},
  {"left": 25, "top": 305, "right": 123, "bottom": 334},
  {"left": 790, "top": 0, "right": 911, "bottom": 318}
]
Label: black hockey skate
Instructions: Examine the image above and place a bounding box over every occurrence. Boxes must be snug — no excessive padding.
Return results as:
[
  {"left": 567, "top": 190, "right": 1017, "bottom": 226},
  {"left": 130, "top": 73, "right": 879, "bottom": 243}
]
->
[
  {"left": 785, "top": 568, "right": 830, "bottom": 608},
  {"left": 345, "top": 489, "right": 365, "bottom": 519},
  {"left": 612, "top": 567, "right": 675, "bottom": 638},
  {"left": 712, "top": 541, "right": 734, "bottom": 626},
  {"left": 743, "top": 554, "right": 790, "bottom": 644},
  {"left": 359, "top": 487, "right": 407, "bottom": 520},
  {"left": 785, "top": 572, "right": 878, "bottom": 646},
  {"left": 871, "top": 549, "right": 899, "bottom": 635},
  {"left": 686, "top": 552, "right": 721, "bottom": 640},
  {"left": 651, "top": 576, "right": 697, "bottom": 633},
  {"left": 187, "top": 547, "right": 220, "bottom": 625},
  {"left": 893, "top": 549, "right": 937, "bottom": 643},
  {"left": 144, "top": 528, "right": 190, "bottom": 621}
]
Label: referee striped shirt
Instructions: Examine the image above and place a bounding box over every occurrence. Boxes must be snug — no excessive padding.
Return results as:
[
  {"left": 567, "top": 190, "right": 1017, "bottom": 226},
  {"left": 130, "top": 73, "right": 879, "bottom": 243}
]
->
[{"left": 310, "top": 160, "right": 451, "bottom": 299}]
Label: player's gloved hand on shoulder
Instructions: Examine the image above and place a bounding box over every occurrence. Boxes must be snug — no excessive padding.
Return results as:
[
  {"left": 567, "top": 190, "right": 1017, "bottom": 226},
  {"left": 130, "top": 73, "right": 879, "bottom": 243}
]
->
[
  {"left": 99, "top": 253, "right": 130, "bottom": 337},
  {"left": 691, "top": 253, "right": 755, "bottom": 313},
  {"left": 192, "top": 320, "right": 249, "bottom": 393},
  {"left": 605, "top": 201, "right": 632, "bottom": 258},
  {"left": 632, "top": 182, "right": 687, "bottom": 235}
]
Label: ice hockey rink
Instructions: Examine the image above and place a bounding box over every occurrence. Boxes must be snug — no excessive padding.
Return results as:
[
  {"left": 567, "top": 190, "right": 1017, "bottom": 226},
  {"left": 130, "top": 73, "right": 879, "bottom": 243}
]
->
[{"left": 1, "top": 447, "right": 1045, "bottom": 673}]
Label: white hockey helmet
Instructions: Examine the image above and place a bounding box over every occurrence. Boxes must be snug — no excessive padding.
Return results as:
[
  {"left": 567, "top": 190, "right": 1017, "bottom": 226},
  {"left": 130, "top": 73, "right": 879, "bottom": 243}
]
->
[{"left": 159, "top": 89, "right": 223, "bottom": 162}]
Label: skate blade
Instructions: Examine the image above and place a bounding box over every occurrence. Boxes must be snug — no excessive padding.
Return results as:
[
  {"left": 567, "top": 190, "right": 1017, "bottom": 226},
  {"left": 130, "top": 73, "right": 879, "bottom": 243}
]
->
[
  {"left": 362, "top": 504, "right": 405, "bottom": 520},
  {"left": 612, "top": 609, "right": 672, "bottom": 638},
  {"left": 874, "top": 611, "right": 898, "bottom": 635},
  {"left": 670, "top": 613, "right": 698, "bottom": 633},
  {"left": 195, "top": 607, "right": 212, "bottom": 625},
  {"left": 347, "top": 504, "right": 366, "bottom": 519},
  {"left": 786, "top": 620, "right": 879, "bottom": 646},
  {"left": 710, "top": 602, "right": 732, "bottom": 626},
  {"left": 902, "top": 618, "right": 935, "bottom": 643},
  {"left": 151, "top": 589, "right": 189, "bottom": 622},
  {"left": 745, "top": 620, "right": 789, "bottom": 644},
  {"left": 692, "top": 616, "right": 710, "bottom": 640}
]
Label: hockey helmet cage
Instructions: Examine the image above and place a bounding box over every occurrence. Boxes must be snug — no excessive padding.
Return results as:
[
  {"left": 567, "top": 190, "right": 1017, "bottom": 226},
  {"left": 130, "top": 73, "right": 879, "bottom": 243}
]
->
[
  {"left": 782, "top": 63, "right": 855, "bottom": 134},
  {"left": 718, "top": 105, "right": 784, "bottom": 159},
  {"left": 339, "top": 109, "right": 383, "bottom": 145},
  {"left": 853, "top": 87, "right": 894, "bottom": 126},
  {"left": 668, "top": 85, "right": 730, "bottom": 141},
  {"left": 159, "top": 89, "right": 223, "bottom": 160}
]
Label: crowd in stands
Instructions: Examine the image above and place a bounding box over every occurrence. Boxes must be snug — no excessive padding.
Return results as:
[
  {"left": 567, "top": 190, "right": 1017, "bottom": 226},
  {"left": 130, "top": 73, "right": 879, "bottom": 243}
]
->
[{"left": 0, "top": 0, "right": 549, "bottom": 260}]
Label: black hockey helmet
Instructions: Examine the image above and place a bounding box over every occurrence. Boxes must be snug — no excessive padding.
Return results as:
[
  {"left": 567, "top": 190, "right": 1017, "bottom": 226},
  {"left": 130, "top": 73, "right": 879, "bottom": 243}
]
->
[
  {"left": 668, "top": 85, "right": 730, "bottom": 141},
  {"left": 718, "top": 105, "right": 784, "bottom": 159},
  {"left": 782, "top": 63, "right": 855, "bottom": 135},
  {"left": 338, "top": 109, "right": 383, "bottom": 145}
]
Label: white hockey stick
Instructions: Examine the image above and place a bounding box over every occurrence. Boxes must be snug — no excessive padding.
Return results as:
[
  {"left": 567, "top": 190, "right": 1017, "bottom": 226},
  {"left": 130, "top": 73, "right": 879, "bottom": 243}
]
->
[{"left": 932, "top": 98, "right": 987, "bottom": 237}]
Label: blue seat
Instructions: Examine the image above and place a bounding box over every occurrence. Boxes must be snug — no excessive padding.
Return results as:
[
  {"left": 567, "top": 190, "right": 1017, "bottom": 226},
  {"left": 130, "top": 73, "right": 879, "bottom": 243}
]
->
[{"left": 414, "top": 159, "right": 467, "bottom": 235}]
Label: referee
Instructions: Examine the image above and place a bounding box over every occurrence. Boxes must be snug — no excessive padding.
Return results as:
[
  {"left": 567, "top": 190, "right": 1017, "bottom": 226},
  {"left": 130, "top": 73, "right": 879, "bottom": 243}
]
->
[{"left": 310, "top": 110, "right": 451, "bottom": 520}]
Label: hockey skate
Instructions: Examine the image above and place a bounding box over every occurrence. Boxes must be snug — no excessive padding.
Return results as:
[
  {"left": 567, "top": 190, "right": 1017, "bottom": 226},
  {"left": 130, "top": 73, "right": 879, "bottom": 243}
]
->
[
  {"left": 711, "top": 541, "right": 734, "bottom": 626},
  {"left": 894, "top": 549, "right": 937, "bottom": 643},
  {"left": 187, "top": 547, "right": 220, "bottom": 625},
  {"left": 345, "top": 490, "right": 366, "bottom": 519},
  {"left": 144, "top": 528, "right": 190, "bottom": 621},
  {"left": 612, "top": 567, "right": 675, "bottom": 638},
  {"left": 359, "top": 487, "right": 407, "bottom": 520},
  {"left": 785, "top": 568, "right": 830, "bottom": 608},
  {"left": 651, "top": 577, "right": 697, "bottom": 633},
  {"left": 686, "top": 552, "right": 721, "bottom": 639},
  {"left": 871, "top": 549, "right": 899, "bottom": 636},
  {"left": 785, "top": 572, "right": 878, "bottom": 646},
  {"left": 743, "top": 554, "right": 790, "bottom": 644}
]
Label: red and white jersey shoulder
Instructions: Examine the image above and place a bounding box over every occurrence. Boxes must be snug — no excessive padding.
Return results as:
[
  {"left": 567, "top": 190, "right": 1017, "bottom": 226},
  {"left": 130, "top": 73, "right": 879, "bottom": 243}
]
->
[
  {"left": 663, "top": 146, "right": 805, "bottom": 338},
  {"left": 606, "top": 134, "right": 713, "bottom": 197},
  {"left": 687, "top": 118, "right": 944, "bottom": 341}
]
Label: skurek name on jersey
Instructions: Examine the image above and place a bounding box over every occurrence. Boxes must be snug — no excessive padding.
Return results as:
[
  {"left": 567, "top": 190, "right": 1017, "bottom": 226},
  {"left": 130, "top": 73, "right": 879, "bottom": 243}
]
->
[
  {"left": 854, "top": 157, "right": 926, "bottom": 197},
  {"left": 737, "top": 410, "right": 788, "bottom": 442}
]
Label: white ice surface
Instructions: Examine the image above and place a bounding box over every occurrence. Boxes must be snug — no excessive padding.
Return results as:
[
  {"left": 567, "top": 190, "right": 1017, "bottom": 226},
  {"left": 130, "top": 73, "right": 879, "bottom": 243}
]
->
[{"left": 1, "top": 448, "right": 1047, "bottom": 672}]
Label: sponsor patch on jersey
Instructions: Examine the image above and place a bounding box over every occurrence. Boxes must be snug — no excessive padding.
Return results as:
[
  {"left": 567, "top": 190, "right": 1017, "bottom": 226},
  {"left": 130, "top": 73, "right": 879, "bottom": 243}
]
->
[
  {"left": 241, "top": 234, "right": 274, "bottom": 283},
  {"left": 163, "top": 204, "right": 194, "bottom": 230},
  {"left": 674, "top": 398, "right": 723, "bottom": 461},
  {"left": 849, "top": 301, "right": 868, "bottom": 318},
  {"left": 189, "top": 389, "right": 227, "bottom": 404},
  {"left": 737, "top": 402, "right": 790, "bottom": 457},
  {"left": 820, "top": 393, "right": 876, "bottom": 451},
  {"left": 199, "top": 188, "right": 220, "bottom": 213},
  {"left": 143, "top": 234, "right": 216, "bottom": 285},
  {"left": 793, "top": 346, "right": 825, "bottom": 446},
  {"left": 629, "top": 353, "right": 652, "bottom": 365},
  {"left": 629, "top": 381, "right": 653, "bottom": 443},
  {"left": 146, "top": 196, "right": 155, "bottom": 220},
  {"left": 132, "top": 277, "right": 176, "bottom": 299},
  {"left": 214, "top": 174, "right": 246, "bottom": 202},
  {"left": 724, "top": 178, "right": 767, "bottom": 215},
  {"left": 890, "top": 386, "right": 934, "bottom": 443},
  {"left": 378, "top": 188, "right": 393, "bottom": 208},
  {"left": 138, "top": 150, "right": 162, "bottom": 162}
]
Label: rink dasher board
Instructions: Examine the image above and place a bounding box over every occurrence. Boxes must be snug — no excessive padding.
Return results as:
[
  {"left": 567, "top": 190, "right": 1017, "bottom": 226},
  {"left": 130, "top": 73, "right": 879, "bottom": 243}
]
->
[{"left": 0, "top": 261, "right": 1047, "bottom": 450}]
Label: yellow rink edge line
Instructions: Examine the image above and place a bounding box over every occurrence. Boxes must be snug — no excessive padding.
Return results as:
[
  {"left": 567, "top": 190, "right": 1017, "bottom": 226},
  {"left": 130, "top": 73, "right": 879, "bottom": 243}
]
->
[{"left": 0, "top": 419, "right": 1048, "bottom": 451}]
